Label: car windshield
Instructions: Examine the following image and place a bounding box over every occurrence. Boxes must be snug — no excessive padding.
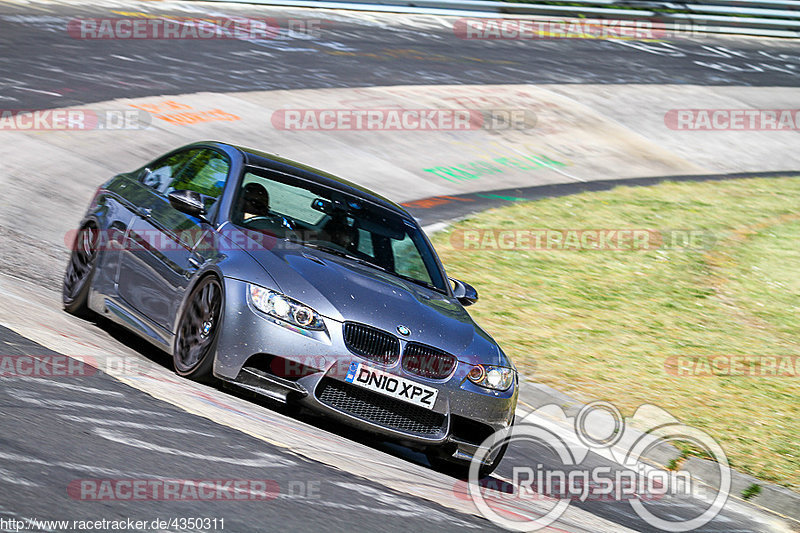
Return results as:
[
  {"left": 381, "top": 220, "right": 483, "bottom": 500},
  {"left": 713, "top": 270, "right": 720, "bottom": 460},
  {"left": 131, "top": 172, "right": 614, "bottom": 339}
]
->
[{"left": 230, "top": 167, "right": 448, "bottom": 293}]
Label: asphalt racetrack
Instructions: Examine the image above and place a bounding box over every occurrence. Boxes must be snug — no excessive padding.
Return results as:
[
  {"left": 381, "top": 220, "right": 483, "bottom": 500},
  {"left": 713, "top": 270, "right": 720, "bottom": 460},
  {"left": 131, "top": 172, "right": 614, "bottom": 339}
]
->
[
  {"left": 0, "top": 1, "right": 798, "bottom": 532},
  {"left": 2, "top": 1, "right": 800, "bottom": 109}
]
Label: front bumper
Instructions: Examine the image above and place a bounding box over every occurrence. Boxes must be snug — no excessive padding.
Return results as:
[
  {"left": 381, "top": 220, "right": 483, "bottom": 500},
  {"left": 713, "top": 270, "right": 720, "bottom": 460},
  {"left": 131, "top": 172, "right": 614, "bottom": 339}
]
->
[{"left": 214, "top": 278, "right": 517, "bottom": 458}]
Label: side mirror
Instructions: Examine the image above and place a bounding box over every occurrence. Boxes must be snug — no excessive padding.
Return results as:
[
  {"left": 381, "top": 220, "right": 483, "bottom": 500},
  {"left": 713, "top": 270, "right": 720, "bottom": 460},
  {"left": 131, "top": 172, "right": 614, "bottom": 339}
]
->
[
  {"left": 450, "top": 277, "right": 478, "bottom": 306},
  {"left": 168, "top": 190, "right": 208, "bottom": 220}
]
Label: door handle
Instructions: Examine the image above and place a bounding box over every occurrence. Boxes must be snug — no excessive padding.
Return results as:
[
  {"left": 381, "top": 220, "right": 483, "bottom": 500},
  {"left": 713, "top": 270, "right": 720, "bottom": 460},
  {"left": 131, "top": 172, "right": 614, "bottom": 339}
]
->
[{"left": 138, "top": 207, "right": 153, "bottom": 218}]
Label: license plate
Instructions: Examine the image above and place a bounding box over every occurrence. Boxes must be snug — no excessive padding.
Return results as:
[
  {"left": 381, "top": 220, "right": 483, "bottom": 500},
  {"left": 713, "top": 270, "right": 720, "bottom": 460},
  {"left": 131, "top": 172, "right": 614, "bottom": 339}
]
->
[{"left": 344, "top": 362, "right": 439, "bottom": 410}]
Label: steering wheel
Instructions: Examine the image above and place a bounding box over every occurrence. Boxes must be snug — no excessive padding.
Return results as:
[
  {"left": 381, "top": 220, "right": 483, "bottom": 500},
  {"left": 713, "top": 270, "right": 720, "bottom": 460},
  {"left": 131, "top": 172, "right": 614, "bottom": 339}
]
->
[{"left": 245, "top": 214, "right": 295, "bottom": 230}]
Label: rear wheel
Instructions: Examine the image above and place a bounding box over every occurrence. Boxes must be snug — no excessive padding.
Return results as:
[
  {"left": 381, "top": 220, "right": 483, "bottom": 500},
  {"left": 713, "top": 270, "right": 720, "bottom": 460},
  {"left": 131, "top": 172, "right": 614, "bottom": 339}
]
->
[
  {"left": 173, "top": 276, "right": 222, "bottom": 381},
  {"left": 63, "top": 223, "right": 99, "bottom": 317}
]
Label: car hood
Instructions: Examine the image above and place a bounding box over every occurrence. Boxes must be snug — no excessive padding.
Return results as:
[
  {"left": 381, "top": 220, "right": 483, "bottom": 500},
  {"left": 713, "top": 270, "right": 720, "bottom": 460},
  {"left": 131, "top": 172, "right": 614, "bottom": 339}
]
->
[{"left": 226, "top": 229, "right": 500, "bottom": 362}]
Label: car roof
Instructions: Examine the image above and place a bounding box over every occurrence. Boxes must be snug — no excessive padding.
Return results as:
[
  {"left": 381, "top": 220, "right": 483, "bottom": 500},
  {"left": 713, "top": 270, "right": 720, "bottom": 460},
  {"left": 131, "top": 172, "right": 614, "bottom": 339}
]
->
[{"left": 197, "top": 141, "right": 410, "bottom": 218}]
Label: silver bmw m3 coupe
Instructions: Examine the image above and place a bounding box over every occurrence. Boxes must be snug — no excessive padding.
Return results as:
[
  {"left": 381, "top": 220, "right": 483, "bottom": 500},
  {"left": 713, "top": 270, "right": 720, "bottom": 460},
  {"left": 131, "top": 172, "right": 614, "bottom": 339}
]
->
[{"left": 63, "top": 141, "right": 517, "bottom": 476}]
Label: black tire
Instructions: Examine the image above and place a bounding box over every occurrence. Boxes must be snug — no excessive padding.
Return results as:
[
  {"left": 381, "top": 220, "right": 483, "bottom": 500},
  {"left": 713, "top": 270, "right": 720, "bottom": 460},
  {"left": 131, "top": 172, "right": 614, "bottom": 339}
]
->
[
  {"left": 173, "top": 276, "right": 222, "bottom": 381},
  {"left": 63, "top": 223, "right": 99, "bottom": 317},
  {"left": 426, "top": 439, "right": 510, "bottom": 479}
]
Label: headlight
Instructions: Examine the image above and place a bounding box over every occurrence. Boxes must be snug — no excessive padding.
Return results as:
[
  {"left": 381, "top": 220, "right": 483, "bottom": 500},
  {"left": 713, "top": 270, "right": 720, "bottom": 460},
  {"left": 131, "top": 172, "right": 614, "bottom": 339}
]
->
[
  {"left": 467, "top": 364, "right": 514, "bottom": 391},
  {"left": 248, "top": 284, "right": 325, "bottom": 330}
]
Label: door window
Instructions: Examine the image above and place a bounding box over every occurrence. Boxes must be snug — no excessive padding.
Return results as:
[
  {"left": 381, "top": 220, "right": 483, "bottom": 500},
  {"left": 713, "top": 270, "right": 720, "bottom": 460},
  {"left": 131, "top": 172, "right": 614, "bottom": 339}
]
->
[
  {"left": 170, "top": 150, "right": 229, "bottom": 207},
  {"left": 141, "top": 148, "right": 230, "bottom": 209},
  {"left": 140, "top": 150, "right": 193, "bottom": 194}
]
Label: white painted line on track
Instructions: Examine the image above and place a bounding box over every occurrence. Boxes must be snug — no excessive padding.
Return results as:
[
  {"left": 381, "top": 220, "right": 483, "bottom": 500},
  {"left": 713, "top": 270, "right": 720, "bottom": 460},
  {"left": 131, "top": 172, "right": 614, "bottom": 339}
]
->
[
  {"left": 0, "top": 451, "right": 156, "bottom": 479},
  {"left": 1, "top": 375, "right": 125, "bottom": 397},
  {"left": 5, "top": 389, "right": 173, "bottom": 416},
  {"left": 58, "top": 415, "right": 219, "bottom": 436},
  {"left": 92, "top": 427, "right": 297, "bottom": 467},
  {"left": 0, "top": 468, "right": 40, "bottom": 488}
]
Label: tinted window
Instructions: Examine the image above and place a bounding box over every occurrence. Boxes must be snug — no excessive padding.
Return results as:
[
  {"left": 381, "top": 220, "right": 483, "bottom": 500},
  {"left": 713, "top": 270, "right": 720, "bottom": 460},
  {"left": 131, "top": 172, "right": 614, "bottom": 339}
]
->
[
  {"left": 238, "top": 172, "right": 324, "bottom": 226},
  {"left": 232, "top": 167, "right": 447, "bottom": 292},
  {"left": 171, "top": 150, "right": 229, "bottom": 201},
  {"left": 141, "top": 150, "right": 193, "bottom": 194},
  {"left": 141, "top": 149, "right": 229, "bottom": 209}
]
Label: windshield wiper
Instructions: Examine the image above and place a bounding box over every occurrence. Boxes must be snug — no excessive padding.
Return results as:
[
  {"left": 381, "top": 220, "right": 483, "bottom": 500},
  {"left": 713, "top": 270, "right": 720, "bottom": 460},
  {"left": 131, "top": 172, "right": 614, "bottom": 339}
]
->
[
  {"left": 302, "top": 243, "right": 387, "bottom": 270},
  {"left": 302, "top": 242, "right": 445, "bottom": 293},
  {"left": 392, "top": 272, "right": 442, "bottom": 292}
]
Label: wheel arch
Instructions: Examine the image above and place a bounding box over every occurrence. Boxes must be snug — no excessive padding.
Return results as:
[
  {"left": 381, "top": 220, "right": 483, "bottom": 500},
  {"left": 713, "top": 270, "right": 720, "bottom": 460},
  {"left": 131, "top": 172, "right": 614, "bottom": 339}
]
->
[{"left": 169, "top": 267, "right": 226, "bottom": 353}]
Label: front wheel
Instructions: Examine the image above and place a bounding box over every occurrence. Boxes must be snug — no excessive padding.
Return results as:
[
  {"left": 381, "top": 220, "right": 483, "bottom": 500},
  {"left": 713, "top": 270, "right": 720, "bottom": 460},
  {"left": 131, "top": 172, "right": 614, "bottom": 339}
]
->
[
  {"left": 426, "top": 438, "right": 510, "bottom": 479},
  {"left": 63, "top": 223, "right": 99, "bottom": 317},
  {"left": 173, "top": 276, "right": 222, "bottom": 381}
]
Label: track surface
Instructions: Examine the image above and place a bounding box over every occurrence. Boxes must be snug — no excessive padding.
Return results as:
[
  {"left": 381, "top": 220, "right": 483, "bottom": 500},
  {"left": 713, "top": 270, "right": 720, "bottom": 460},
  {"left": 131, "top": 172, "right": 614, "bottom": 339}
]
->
[
  {"left": 0, "top": 274, "right": 634, "bottom": 533},
  {"left": 0, "top": 286, "right": 778, "bottom": 533},
  {"left": 1, "top": 0, "right": 800, "bottom": 109},
  {"left": 0, "top": 1, "right": 797, "bottom": 532},
  {"left": 0, "top": 325, "right": 499, "bottom": 532}
]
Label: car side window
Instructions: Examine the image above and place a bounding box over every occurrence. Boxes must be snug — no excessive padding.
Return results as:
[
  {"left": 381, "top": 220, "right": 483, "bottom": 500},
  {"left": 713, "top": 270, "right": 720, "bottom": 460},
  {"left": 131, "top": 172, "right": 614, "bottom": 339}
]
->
[
  {"left": 170, "top": 149, "right": 230, "bottom": 204},
  {"left": 141, "top": 148, "right": 230, "bottom": 211},
  {"left": 140, "top": 150, "right": 194, "bottom": 194}
]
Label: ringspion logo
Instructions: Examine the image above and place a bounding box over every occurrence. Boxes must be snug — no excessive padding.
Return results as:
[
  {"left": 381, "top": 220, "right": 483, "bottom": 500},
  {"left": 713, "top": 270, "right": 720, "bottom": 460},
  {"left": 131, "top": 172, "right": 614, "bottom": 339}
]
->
[{"left": 467, "top": 402, "right": 730, "bottom": 531}]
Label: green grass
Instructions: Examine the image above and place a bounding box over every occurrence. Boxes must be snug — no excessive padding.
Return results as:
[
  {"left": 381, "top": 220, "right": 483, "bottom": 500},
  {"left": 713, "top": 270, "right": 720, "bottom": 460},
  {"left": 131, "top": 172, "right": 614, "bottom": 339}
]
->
[
  {"left": 742, "top": 483, "right": 762, "bottom": 500},
  {"left": 431, "top": 177, "right": 800, "bottom": 489}
]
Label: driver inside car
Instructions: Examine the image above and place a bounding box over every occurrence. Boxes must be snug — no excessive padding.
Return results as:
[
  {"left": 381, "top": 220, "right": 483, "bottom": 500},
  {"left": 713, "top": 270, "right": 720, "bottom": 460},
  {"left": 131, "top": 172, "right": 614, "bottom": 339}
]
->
[
  {"left": 321, "top": 214, "right": 360, "bottom": 253},
  {"left": 236, "top": 182, "right": 294, "bottom": 231},
  {"left": 238, "top": 182, "right": 271, "bottom": 221}
]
